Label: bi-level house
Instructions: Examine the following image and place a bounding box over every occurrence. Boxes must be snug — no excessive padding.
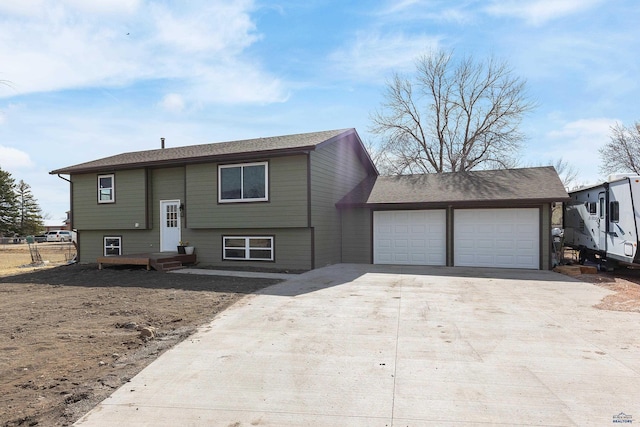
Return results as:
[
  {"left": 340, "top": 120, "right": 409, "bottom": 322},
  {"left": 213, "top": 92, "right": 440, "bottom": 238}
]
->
[
  {"left": 51, "top": 129, "right": 374, "bottom": 271},
  {"left": 51, "top": 128, "right": 569, "bottom": 271}
]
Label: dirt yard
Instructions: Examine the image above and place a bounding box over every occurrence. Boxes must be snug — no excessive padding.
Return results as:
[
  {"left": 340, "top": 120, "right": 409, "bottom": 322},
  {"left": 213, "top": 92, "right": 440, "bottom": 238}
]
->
[
  {"left": 0, "top": 243, "right": 281, "bottom": 426},
  {"left": 1, "top": 244, "right": 639, "bottom": 426}
]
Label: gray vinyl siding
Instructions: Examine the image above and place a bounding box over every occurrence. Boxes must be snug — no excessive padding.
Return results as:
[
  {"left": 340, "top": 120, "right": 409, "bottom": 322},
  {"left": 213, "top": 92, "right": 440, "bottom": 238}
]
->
[
  {"left": 72, "top": 169, "right": 147, "bottom": 230},
  {"left": 78, "top": 228, "right": 312, "bottom": 271},
  {"left": 186, "top": 155, "right": 308, "bottom": 229},
  {"left": 77, "top": 229, "right": 159, "bottom": 262},
  {"left": 181, "top": 228, "right": 312, "bottom": 270},
  {"left": 310, "top": 137, "right": 371, "bottom": 267},
  {"left": 340, "top": 208, "right": 372, "bottom": 264}
]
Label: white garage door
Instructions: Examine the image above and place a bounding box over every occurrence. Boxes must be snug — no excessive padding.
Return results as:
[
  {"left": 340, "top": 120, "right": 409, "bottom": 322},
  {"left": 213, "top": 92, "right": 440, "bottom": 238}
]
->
[
  {"left": 454, "top": 208, "right": 539, "bottom": 269},
  {"left": 374, "top": 210, "right": 446, "bottom": 265}
]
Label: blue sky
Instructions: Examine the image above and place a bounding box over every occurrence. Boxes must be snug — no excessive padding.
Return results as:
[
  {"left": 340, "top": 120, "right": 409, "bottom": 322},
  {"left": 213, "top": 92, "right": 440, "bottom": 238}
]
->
[{"left": 0, "top": 0, "right": 638, "bottom": 224}]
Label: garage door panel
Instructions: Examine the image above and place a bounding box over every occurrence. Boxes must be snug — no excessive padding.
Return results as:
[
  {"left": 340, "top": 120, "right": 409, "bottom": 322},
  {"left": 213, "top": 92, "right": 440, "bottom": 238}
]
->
[
  {"left": 496, "top": 239, "right": 515, "bottom": 250},
  {"left": 517, "top": 240, "right": 534, "bottom": 250},
  {"left": 476, "top": 239, "right": 494, "bottom": 249},
  {"left": 411, "top": 239, "right": 426, "bottom": 249},
  {"left": 378, "top": 239, "right": 391, "bottom": 249},
  {"left": 454, "top": 208, "right": 539, "bottom": 269},
  {"left": 497, "top": 224, "right": 514, "bottom": 233},
  {"left": 374, "top": 210, "right": 446, "bottom": 266}
]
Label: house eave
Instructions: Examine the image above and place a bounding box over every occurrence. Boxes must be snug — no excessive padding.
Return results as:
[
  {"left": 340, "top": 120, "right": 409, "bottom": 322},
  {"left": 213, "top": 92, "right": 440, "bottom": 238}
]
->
[{"left": 49, "top": 146, "right": 316, "bottom": 175}]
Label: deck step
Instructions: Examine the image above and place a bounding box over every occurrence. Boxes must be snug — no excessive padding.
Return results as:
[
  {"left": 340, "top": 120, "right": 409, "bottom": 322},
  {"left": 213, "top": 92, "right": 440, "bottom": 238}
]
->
[{"left": 154, "top": 261, "right": 183, "bottom": 272}]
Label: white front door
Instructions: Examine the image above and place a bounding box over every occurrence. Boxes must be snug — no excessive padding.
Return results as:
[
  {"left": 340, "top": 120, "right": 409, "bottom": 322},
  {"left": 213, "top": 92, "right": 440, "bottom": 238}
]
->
[{"left": 160, "top": 200, "right": 181, "bottom": 252}]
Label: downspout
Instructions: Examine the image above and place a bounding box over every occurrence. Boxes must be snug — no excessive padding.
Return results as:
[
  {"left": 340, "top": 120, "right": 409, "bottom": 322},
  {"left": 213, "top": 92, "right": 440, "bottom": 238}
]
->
[
  {"left": 56, "top": 174, "right": 72, "bottom": 229},
  {"left": 56, "top": 174, "right": 77, "bottom": 261}
]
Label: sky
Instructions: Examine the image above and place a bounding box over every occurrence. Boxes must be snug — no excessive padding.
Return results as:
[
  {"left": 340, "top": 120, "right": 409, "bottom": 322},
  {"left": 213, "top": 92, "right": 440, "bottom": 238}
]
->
[{"left": 0, "top": 0, "right": 639, "bottom": 224}]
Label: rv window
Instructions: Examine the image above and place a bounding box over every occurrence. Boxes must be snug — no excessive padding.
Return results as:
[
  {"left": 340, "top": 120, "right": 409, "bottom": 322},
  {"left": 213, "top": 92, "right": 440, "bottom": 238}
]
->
[
  {"left": 588, "top": 202, "right": 597, "bottom": 215},
  {"left": 610, "top": 201, "right": 620, "bottom": 223},
  {"left": 599, "top": 198, "right": 605, "bottom": 218}
]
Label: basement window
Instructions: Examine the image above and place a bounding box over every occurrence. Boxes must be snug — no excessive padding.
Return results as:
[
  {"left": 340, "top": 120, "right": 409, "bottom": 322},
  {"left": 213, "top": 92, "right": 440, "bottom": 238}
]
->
[
  {"left": 104, "top": 236, "right": 122, "bottom": 256},
  {"left": 223, "top": 236, "right": 273, "bottom": 261},
  {"left": 98, "top": 174, "right": 115, "bottom": 203}
]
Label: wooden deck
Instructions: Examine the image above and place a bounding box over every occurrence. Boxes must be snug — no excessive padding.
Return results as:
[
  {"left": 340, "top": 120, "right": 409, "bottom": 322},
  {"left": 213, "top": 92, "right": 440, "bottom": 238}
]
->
[{"left": 97, "top": 252, "right": 197, "bottom": 272}]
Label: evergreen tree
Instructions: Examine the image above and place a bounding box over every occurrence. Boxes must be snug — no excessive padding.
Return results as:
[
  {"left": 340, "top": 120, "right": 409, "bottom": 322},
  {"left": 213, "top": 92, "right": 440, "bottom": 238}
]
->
[
  {"left": 0, "top": 167, "right": 19, "bottom": 236},
  {"left": 15, "top": 179, "right": 44, "bottom": 236}
]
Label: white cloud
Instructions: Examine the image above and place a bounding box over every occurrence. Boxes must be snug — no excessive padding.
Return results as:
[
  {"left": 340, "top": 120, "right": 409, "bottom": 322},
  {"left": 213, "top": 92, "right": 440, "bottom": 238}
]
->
[
  {"left": 329, "top": 32, "right": 440, "bottom": 81},
  {"left": 150, "top": 1, "right": 258, "bottom": 55},
  {"left": 485, "top": 0, "right": 604, "bottom": 25},
  {"left": 0, "top": 0, "right": 286, "bottom": 105},
  {"left": 0, "top": 145, "right": 33, "bottom": 169},
  {"left": 542, "top": 118, "right": 616, "bottom": 184},
  {"left": 160, "top": 93, "right": 185, "bottom": 113},
  {"left": 375, "top": 0, "right": 474, "bottom": 24},
  {"left": 61, "top": 0, "right": 141, "bottom": 15},
  {"left": 547, "top": 118, "right": 615, "bottom": 141}
]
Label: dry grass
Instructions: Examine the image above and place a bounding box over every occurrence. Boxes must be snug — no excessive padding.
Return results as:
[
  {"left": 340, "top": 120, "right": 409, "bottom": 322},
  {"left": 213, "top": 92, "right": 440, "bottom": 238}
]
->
[{"left": 0, "top": 242, "right": 76, "bottom": 277}]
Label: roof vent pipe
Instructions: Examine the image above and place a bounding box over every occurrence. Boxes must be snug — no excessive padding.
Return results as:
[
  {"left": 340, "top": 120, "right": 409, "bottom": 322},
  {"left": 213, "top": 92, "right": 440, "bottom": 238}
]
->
[{"left": 161, "top": 137, "right": 165, "bottom": 149}]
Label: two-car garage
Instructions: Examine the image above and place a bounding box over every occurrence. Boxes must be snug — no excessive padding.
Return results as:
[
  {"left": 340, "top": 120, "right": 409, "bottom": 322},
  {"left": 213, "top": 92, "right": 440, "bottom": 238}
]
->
[
  {"left": 373, "top": 208, "right": 540, "bottom": 269},
  {"left": 338, "top": 167, "right": 569, "bottom": 271}
]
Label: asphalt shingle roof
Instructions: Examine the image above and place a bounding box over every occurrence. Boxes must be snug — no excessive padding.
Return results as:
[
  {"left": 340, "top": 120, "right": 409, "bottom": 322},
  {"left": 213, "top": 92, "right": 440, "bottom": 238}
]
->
[
  {"left": 50, "top": 128, "right": 354, "bottom": 175},
  {"left": 337, "top": 166, "right": 569, "bottom": 207}
]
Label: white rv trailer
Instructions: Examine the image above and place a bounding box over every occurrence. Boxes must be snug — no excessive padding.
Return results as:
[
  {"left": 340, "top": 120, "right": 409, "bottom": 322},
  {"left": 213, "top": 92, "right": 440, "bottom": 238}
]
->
[{"left": 563, "top": 174, "right": 640, "bottom": 267}]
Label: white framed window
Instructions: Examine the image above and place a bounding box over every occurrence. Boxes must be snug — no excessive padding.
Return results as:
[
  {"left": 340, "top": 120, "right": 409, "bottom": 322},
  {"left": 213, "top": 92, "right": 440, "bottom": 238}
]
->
[
  {"left": 104, "top": 236, "right": 122, "bottom": 256},
  {"left": 218, "top": 162, "right": 268, "bottom": 203},
  {"left": 223, "top": 236, "right": 273, "bottom": 261},
  {"left": 98, "top": 174, "right": 115, "bottom": 204}
]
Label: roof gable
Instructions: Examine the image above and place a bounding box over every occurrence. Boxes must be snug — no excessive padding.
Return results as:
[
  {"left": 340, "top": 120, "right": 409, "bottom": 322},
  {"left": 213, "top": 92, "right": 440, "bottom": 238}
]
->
[
  {"left": 50, "top": 128, "right": 372, "bottom": 175},
  {"left": 337, "top": 166, "right": 569, "bottom": 207}
]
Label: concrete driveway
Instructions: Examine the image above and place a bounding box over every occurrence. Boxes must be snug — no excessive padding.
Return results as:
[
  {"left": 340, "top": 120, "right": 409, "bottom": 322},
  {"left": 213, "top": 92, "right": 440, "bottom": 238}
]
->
[{"left": 75, "top": 264, "right": 640, "bottom": 426}]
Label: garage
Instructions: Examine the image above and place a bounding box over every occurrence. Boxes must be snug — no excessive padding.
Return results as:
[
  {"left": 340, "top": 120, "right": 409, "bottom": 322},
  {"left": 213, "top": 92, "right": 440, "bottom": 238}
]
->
[
  {"left": 454, "top": 208, "right": 539, "bottom": 269},
  {"left": 338, "top": 167, "right": 569, "bottom": 270},
  {"left": 373, "top": 210, "right": 446, "bottom": 265}
]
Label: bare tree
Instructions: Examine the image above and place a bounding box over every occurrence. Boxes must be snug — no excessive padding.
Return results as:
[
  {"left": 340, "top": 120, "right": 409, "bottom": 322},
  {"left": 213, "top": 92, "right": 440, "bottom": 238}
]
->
[
  {"left": 599, "top": 121, "right": 640, "bottom": 175},
  {"left": 552, "top": 158, "right": 579, "bottom": 189},
  {"left": 370, "top": 50, "right": 535, "bottom": 174}
]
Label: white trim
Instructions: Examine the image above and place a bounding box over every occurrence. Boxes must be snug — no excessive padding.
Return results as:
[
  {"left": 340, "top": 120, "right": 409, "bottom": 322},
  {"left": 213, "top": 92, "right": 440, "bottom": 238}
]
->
[
  {"left": 98, "top": 174, "right": 115, "bottom": 204},
  {"left": 218, "top": 161, "right": 269, "bottom": 203},
  {"left": 223, "top": 236, "right": 274, "bottom": 261},
  {"left": 104, "top": 236, "right": 122, "bottom": 256}
]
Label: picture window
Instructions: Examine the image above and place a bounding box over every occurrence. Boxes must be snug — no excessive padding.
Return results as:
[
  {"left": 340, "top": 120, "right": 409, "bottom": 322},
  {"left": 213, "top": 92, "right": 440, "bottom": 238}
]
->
[{"left": 218, "top": 162, "right": 268, "bottom": 203}]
